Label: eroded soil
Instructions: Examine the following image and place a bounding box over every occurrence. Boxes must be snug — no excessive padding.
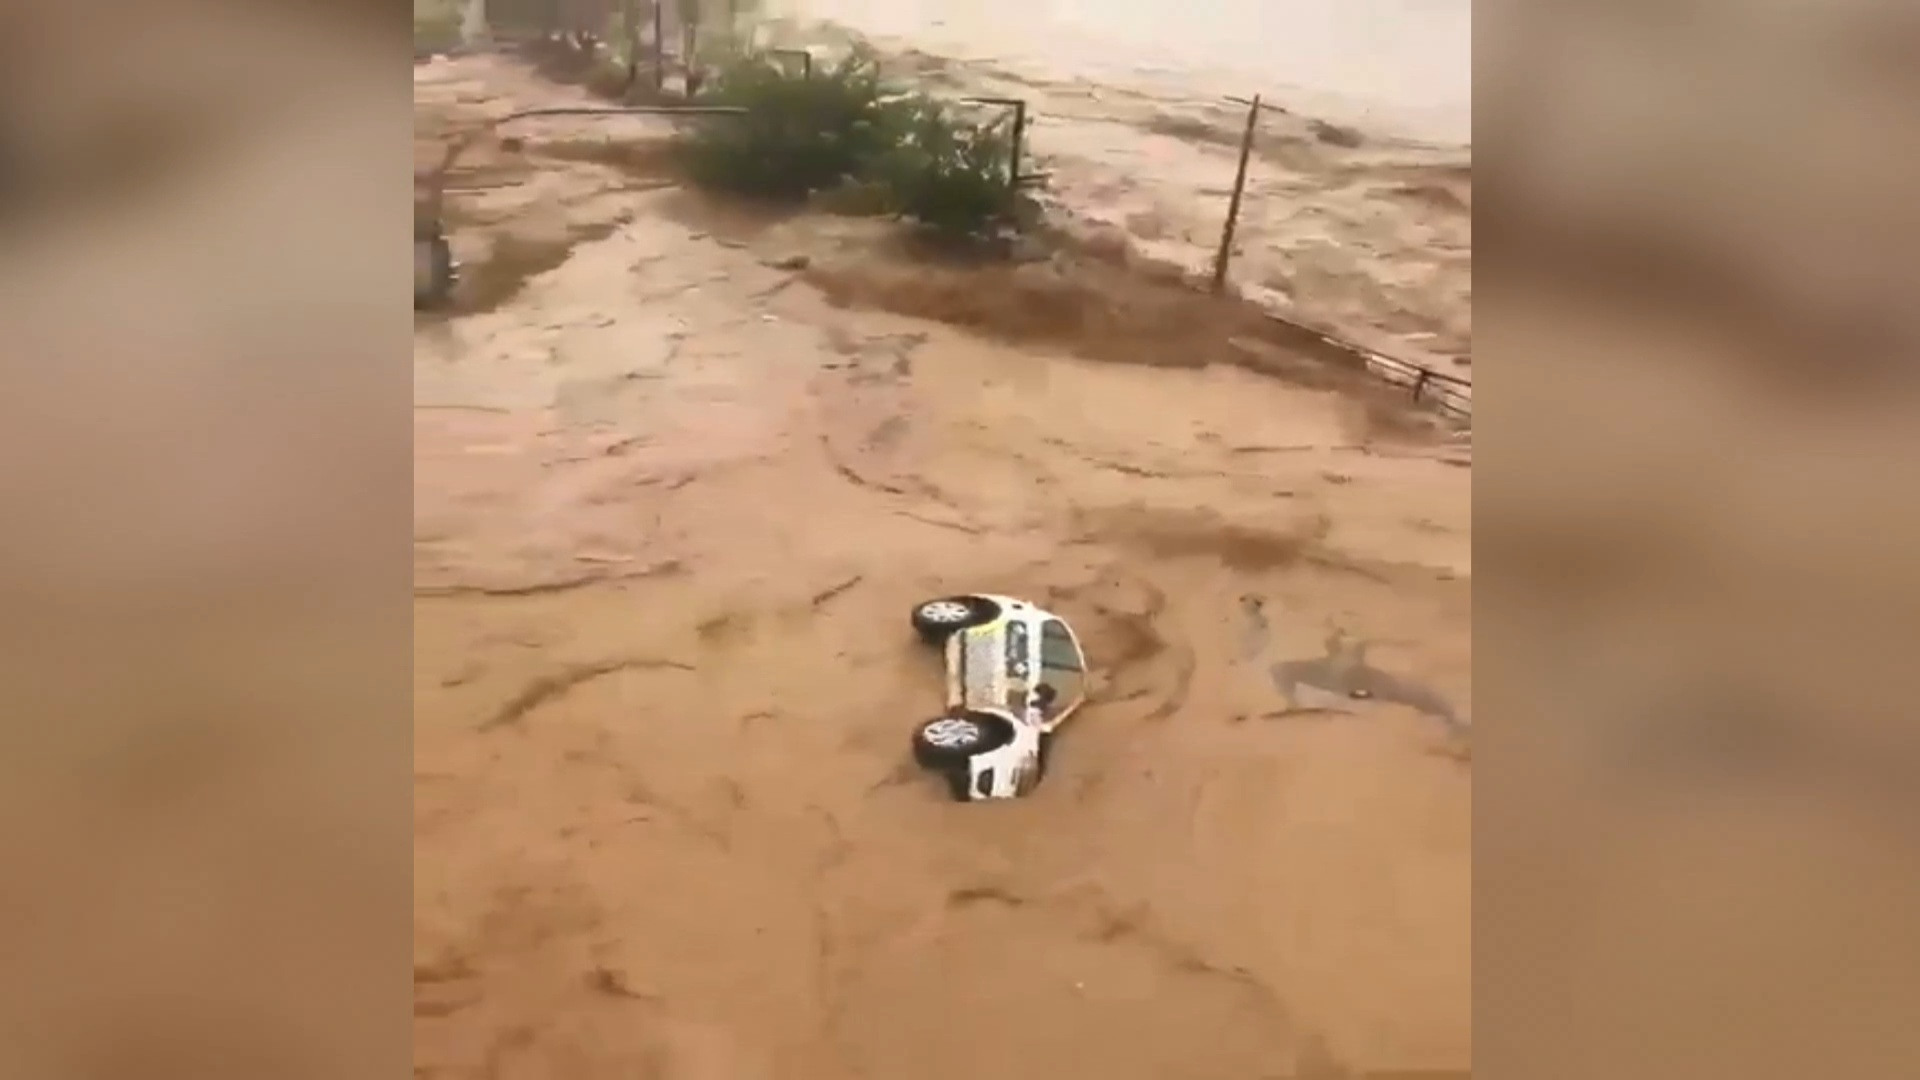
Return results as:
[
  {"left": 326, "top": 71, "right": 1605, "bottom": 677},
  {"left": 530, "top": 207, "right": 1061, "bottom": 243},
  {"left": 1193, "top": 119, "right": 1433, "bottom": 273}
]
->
[{"left": 414, "top": 54, "right": 1470, "bottom": 1080}]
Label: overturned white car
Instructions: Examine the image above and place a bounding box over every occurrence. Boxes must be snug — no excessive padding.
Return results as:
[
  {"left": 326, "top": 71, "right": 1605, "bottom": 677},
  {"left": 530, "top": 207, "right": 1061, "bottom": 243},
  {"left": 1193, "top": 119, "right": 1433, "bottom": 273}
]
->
[{"left": 908, "top": 593, "right": 1090, "bottom": 802}]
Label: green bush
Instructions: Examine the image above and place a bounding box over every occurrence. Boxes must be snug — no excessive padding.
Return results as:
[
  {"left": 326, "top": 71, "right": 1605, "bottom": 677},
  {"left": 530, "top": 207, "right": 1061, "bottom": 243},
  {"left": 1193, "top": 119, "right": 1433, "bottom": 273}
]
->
[
  {"left": 679, "top": 48, "right": 900, "bottom": 199},
  {"left": 677, "top": 47, "right": 1020, "bottom": 240},
  {"left": 875, "top": 96, "right": 1017, "bottom": 239},
  {"left": 414, "top": 14, "right": 462, "bottom": 53}
]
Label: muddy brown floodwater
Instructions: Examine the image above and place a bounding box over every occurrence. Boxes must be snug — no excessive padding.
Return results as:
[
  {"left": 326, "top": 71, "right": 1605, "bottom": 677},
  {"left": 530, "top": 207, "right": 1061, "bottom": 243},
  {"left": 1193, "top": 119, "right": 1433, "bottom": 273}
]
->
[
  {"left": 414, "top": 55, "right": 1470, "bottom": 1080},
  {"left": 756, "top": 10, "right": 1473, "bottom": 378}
]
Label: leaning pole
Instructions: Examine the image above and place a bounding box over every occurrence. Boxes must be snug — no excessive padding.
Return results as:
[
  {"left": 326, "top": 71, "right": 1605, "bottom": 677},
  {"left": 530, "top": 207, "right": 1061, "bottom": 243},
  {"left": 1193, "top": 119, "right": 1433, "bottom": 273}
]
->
[{"left": 460, "top": 0, "right": 489, "bottom": 46}]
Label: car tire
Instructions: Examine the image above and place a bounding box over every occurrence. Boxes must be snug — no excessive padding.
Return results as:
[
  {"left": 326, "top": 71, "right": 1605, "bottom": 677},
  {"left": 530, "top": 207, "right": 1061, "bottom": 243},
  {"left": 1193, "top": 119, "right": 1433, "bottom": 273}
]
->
[
  {"left": 910, "top": 595, "right": 998, "bottom": 644},
  {"left": 911, "top": 711, "right": 1011, "bottom": 769},
  {"left": 415, "top": 233, "right": 456, "bottom": 310}
]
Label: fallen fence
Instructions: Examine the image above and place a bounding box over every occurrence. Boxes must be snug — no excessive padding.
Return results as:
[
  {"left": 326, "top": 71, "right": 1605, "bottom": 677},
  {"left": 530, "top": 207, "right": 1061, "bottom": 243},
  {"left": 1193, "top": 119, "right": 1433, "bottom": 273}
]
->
[
  {"left": 1263, "top": 313, "right": 1473, "bottom": 420},
  {"left": 1213, "top": 93, "right": 1472, "bottom": 423}
]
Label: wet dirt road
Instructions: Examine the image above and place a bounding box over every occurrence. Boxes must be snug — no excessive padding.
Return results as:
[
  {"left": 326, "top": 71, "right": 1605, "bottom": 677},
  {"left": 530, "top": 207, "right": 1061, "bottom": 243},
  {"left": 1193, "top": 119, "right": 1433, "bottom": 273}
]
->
[{"left": 414, "top": 55, "right": 1470, "bottom": 1080}]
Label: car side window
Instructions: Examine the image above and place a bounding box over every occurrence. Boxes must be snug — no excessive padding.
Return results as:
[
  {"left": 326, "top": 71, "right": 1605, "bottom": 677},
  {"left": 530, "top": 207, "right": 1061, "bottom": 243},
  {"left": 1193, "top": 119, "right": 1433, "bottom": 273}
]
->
[
  {"left": 1036, "top": 620, "right": 1084, "bottom": 720},
  {"left": 1040, "top": 620, "right": 1082, "bottom": 671}
]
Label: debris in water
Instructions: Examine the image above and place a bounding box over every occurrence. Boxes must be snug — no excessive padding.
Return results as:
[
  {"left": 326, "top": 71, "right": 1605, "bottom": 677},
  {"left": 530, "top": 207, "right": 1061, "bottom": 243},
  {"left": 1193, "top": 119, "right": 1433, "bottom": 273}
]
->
[
  {"left": 1308, "top": 119, "right": 1364, "bottom": 148},
  {"left": 1242, "top": 606, "right": 1468, "bottom": 737}
]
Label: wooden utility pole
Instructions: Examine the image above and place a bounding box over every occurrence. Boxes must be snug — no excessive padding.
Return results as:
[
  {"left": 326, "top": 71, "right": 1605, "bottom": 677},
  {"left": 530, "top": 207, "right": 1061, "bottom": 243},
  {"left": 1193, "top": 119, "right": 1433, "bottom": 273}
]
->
[
  {"left": 1211, "top": 94, "right": 1260, "bottom": 294},
  {"left": 621, "top": 0, "right": 640, "bottom": 91},
  {"left": 681, "top": 0, "right": 700, "bottom": 92},
  {"left": 460, "top": 0, "right": 489, "bottom": 46},
  {"left": 652, "top": 0, "right": 665, "bottom": 91}
]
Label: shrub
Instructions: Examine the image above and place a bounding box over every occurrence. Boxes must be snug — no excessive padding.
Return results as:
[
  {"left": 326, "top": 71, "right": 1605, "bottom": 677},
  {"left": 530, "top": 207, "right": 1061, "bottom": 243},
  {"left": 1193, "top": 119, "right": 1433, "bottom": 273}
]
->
[
  {"left": 875, "top": 96, "right": 1017, "bottom": 240},
  {"left": 679, "top": 48, "right": 901, "bottom": 200},
  {"left": 676, "top": 47, "right": 1020, "bottom": 240}
]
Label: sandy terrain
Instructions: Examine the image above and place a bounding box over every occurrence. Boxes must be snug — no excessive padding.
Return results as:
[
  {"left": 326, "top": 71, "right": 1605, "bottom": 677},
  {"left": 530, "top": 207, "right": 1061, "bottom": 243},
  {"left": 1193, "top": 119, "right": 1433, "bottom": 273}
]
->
[{"left": 414, "top": 53, "right": 1470, "bottom": 1080}]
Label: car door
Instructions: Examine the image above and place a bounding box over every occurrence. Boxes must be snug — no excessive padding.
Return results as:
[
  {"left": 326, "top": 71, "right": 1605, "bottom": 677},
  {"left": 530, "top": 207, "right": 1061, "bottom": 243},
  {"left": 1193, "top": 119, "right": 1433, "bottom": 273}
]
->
[{"left": 1035, "top": 619, "right": 1087, "bottom": 728}]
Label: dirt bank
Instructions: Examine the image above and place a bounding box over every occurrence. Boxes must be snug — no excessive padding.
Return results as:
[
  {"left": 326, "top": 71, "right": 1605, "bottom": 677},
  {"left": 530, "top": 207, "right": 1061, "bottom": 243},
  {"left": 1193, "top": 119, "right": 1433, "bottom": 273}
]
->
[{"left": 414, "top": 55, "right": 1469, "bottom": 1080}]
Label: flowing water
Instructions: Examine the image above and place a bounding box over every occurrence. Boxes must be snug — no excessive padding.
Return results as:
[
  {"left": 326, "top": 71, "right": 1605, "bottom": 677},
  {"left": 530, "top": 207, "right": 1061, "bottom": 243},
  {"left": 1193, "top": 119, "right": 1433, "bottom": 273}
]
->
[
  {"left": 756, "top": 0, "right": 1474, "bottom": 379},
  {"left": 413, "top": 33, "right": 1470, "bottom": 1079},
  {"left": 771, "top": 0, "right": 1472, "bottom": 142}
]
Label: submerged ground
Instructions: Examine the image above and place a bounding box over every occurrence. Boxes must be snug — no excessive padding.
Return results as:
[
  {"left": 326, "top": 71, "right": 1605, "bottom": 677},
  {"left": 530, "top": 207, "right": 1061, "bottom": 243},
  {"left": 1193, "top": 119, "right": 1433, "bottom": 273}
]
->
[{"left": 414, "top": 51, "right": 1470, "bottom": 1080}]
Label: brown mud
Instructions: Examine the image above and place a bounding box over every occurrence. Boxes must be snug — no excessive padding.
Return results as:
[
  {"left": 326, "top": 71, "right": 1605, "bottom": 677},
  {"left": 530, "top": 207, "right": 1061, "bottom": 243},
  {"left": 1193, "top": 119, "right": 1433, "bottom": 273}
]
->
[{"left": 414, "top": 53, "right": 1470, "bottom": 1080}]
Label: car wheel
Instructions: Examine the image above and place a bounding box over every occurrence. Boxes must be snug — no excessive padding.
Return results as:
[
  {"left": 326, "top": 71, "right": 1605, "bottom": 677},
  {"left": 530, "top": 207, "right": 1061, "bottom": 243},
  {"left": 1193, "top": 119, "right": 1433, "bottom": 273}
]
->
[
  {"left": 911, "top": 711, "right": 1010, "bottom": 768},
  {"left": 910, "top": 595, "right": 998, "bottom": 644},
  {"left": 415, "top": 233, "right": 456, "bottom": 310}
]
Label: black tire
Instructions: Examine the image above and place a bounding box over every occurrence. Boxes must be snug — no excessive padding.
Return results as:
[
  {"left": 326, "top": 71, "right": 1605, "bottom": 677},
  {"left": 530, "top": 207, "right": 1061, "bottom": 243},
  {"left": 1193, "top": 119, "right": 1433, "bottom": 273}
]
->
[
  {"left": 415, "top": 233, "right": 456, "bottom": 310},
  {"left": 909, "top": 595, "right": 998, "bottom": 644},
  {"left": 911, "top": 711, "right": 1012, "bottom": 769}
]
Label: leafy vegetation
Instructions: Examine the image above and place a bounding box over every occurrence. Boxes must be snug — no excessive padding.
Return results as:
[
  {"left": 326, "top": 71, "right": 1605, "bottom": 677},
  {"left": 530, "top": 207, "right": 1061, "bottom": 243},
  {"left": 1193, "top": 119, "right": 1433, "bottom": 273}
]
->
[
  {"left": 874, "top": 95, "right": 1020, "bottom": 238},
  {"left": 678, "top": 49, "right": 898, "bottom": 199},
  {"left": 413, "top": 0, "right": 463, "bottom": 53},
  {"left": 677, "top": 47, "right": 1022, "bottom": 241}
]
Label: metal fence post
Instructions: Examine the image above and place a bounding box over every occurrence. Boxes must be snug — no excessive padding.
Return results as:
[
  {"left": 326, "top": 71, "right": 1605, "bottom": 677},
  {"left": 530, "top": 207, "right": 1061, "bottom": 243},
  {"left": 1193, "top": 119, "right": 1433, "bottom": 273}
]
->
[
  {"left": 1211, "top": 94, "right": 1259, "bottom": 294},
  {"left": 962, "top": 97, "right": 1030, "bottom": 189},
  {"left": 1008, "top": 99, "right": 1027, "bottom": 190}
]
